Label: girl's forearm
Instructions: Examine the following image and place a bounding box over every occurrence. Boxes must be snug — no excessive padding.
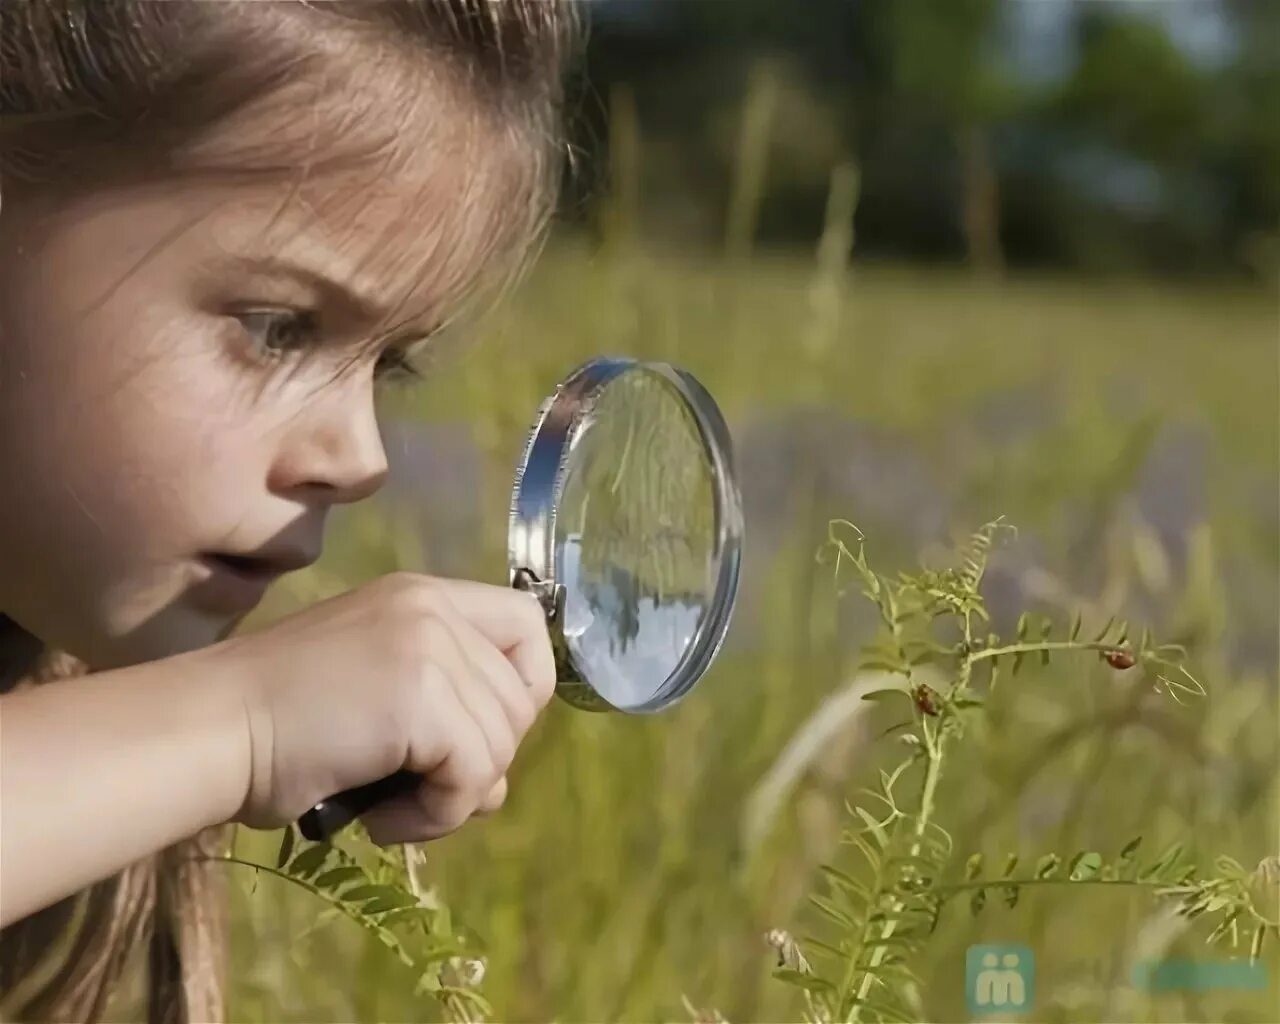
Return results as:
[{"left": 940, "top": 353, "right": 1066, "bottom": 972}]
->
[{"left": 0, "top": 647, "right": 251, "bottom": 926}]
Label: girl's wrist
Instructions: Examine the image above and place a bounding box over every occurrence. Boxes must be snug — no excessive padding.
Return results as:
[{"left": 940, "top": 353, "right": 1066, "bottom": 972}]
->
[{"left": 145, "top": 640, "right": 256, "bottom": 832}]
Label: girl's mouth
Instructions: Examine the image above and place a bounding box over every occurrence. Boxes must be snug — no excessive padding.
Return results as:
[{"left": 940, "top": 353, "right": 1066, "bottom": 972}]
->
[
  {"left": 199, "top": 553, "right": 284, "bottom": 581},
  {"left": 191, "top": 553, "right": 287, "bottom": 614}
]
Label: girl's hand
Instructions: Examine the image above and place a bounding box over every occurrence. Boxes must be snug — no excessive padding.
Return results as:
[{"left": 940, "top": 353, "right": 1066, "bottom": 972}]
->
[{"left": 214, "top": 572, "right": 556, "bottom": 845}]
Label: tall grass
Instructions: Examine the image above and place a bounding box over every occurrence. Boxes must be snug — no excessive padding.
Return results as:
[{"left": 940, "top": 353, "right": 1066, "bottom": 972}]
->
[{"left": 115, "top": 78, "right": 1280, "bottom": 1024}]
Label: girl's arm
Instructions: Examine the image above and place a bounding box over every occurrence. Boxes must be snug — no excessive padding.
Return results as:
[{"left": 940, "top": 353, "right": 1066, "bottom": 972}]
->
[
  {"left": 0, "top": 648, "right": 250, "bottom": 927},
  {"left": 1, "top": 573, "right": 560, "bottom": 927}
]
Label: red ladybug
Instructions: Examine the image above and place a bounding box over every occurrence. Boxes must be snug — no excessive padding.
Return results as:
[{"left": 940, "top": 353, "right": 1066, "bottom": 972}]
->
[
  {"left": 1103, "top": 648, "right": 1136, "bottom": 670},
  {"left": 913, "top": 684, "right": 941, "bottom": 716}
]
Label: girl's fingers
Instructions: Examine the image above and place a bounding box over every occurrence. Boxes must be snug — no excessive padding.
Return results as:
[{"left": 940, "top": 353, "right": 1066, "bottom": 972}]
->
[
  {"left": 439, "top": 608, "right": 539, "bottom": 739},
  {"left": 432, "top": 580, "right": 557, "bottom": 703},
  {"left": 474, "top": 776, "right": 508, "bottom": 817},
  {"left": 361, "top": 790, "right": 440, "bottom": 845},
  {"left": 399, "top": 643, "right": 505, "bottom": 832},
  {"left": 364, "top": 773, "right": 508, "bottom": 844},
  {"left": 431, "top": 614, "right": 518, "bottom": 774},
  {"left": 358, "top": 584, "right": 538, "bottom": 847}
]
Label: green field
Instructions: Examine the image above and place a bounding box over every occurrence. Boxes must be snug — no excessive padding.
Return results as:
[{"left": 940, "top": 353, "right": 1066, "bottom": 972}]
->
[{"left": 173, "top": 246, "right": 1275, "bottom": 1024}]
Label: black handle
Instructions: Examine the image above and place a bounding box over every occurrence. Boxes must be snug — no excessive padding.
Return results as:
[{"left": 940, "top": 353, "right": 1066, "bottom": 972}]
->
[{"left": 297, "top": 769, "right": 422, "bottom": 842}]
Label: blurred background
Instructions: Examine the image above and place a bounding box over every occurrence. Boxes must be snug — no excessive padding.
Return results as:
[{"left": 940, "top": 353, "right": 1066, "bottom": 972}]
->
[{"left": 189, "top": 2, "right": 1277, "bottom": 1021}]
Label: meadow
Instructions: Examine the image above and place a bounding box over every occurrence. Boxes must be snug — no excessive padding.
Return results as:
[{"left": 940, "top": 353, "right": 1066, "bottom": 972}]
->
[{"left": 162, "top": 240, "right": 1275, "bottom": 1023}]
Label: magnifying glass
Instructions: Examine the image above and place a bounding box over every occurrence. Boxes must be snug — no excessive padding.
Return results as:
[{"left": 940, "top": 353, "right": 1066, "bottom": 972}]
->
[{"left": 297, "top": 357, "right": 743, "bottom": 841}]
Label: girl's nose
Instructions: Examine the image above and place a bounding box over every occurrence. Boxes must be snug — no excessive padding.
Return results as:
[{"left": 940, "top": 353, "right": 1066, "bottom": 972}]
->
[{"left": 270, "top": 387, "right": 390, "bottom": 506}]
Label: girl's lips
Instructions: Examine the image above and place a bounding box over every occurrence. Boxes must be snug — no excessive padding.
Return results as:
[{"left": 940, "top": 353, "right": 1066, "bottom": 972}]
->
[
  {"left": 191, "top": 553, "right": 283, "bottom": 611},
  {"left": 202, "top": 552, "right": 281, "bottom": 578}
]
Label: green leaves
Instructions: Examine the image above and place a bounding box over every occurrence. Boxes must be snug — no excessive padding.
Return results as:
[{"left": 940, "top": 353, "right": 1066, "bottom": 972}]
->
[
  {"left": 1001, "top": 854, "right": 1020, "bottom": 908},
  {"left": 342, "top": 883, "right": 398, "bottom": 902},
  {"left": 861, "top": 687, "right": 912, "bottom": 705},
  {"left": 957, "top": 843, "right": 1167, "bottom": 892},
  {"left": 1139, "top": 840, "right": 1189, "bottom": 882},
  {"left": 957, "top": 517, "right": 1013, "bottom": 595},
  {"left": 1034, "top": 853, "right": 1062, "bottom": 879},
  {"left": 810, "top": 894, "right": 859, "bottom": 930},
  {"left": 275, "top": 824, "right": 295, "bottom": 869},
  {"left": 924, "top": 836, "right": 1278, "bottom": 968},
  {"left": 1013, "top": 613, "right": 1031, "bottom": 674},
  {"left": 835, "top": 519, "right": 1021, "bottom": 708},
  {"left": 797, "top": 519, "right": 1229, "bottom": 1024},
  {"left": 855, "top": 807, "right": 892, "bottom": 849},
  {"left": 1092, "top": 614, "right": 1119, "bottom": 644},
  {"left": 1117, "top": 836, "right": 1143, "bottom": 879},
  {"left": 799, "top": 793, "right": 951, "bottom": 1023},
  {"left": 288, "top": 842, "right": 332, "bottom": 881},
  {"left": 824, "top": 519, "right": 882, "bottom": 606},
  {"left": 314, "top": 866, "right": 365, "bottom": 889},
  {"left": 246, "top": 829, "right": 483, "bottom": 1017},
  {"left": 820, "top": 863, "right": 871, "bottom": 902},
  {"left": 1205, "top": 908, "right": 1243, "bottom": 945},
  {"left": 1068, "top": 851, "right": 1102, "bottom": 881},
  {"left": 1250, "top": 924, "right": 1268, "bottom": 964},
  {"left": 346, "top": 885, "right": 421, "bottom": 915},
  {"left": 772, "top": 968, "right": 836, "bottom": 997}
]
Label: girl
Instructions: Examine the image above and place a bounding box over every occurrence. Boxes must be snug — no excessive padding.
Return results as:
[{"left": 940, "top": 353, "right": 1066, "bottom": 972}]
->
[{"left": 0, "top": 1, "right": 577, "bottom": 1021}]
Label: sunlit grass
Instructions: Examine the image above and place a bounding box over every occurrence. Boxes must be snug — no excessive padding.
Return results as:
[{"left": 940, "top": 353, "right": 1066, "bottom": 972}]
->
[{"left": 212, "top": 243, "right": 1277, "bottom": 1023}]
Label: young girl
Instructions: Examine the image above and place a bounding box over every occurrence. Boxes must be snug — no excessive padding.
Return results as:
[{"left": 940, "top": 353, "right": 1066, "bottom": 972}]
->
[{"left": 0, "top": 2, "right": 576, "bottom": 1020}]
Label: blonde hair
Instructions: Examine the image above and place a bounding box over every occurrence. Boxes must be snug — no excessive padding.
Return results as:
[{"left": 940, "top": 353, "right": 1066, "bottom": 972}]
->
[{"left": 0, "top": 1, "right": 577, "bottom": 1020}]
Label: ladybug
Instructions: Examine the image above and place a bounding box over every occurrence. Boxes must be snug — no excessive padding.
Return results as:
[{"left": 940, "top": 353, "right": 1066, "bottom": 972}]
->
[
  {"left": 1102, "top": 648, "right": 1136, "bottom": 670},
  {"left": 912, "top": 683, "right": 941, "bottom": 716}
]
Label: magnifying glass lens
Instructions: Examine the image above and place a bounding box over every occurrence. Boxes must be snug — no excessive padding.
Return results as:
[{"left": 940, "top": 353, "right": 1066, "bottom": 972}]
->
[{"left": 555, "top": 368, "right": 718, "bottom": 710}]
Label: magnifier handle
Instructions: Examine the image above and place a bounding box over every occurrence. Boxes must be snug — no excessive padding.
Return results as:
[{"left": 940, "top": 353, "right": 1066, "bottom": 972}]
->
[{"left": 297, "top": 769, "right": 421, "bottom": 842}]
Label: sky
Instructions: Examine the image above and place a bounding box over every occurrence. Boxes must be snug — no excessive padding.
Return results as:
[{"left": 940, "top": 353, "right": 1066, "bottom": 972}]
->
[
  {"left": 1003, "top": 0, "right": 1238, "bottom": 84},
  {"left": 592, "top": 0, "right": 1241, "bottom": 81}
]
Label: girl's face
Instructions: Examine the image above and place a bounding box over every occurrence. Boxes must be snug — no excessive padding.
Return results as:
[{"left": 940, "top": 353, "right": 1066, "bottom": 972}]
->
[{"left": 0, "top": 130, "right": 504, "bottom": 671}]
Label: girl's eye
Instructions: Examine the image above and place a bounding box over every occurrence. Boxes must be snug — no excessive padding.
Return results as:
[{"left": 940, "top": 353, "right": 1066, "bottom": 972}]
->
[
  {"left": 235, "top": 309, "right": 318, "bottom": 361},
  {"left": 374, "top": 347, "right": 426, "bottom": 389},
  {"left": 233, "top": 308, "right": 428, "bottom": 389}
]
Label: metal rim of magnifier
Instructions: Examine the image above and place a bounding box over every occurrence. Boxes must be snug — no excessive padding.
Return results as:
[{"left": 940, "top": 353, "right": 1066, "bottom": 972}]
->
[{"left": 507, "top": 357, "right": 744, "bottom": 714}]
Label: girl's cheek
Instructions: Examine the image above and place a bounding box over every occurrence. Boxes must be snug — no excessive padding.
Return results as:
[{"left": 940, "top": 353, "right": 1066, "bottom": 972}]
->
[{"left": 128, "top": 317, "right": 259, "bottom": 420}]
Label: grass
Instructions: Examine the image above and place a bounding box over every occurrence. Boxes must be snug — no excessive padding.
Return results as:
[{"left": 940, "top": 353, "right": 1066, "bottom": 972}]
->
[{"left": 136, "top": 240, "right": 1277, "bottom": 1023}]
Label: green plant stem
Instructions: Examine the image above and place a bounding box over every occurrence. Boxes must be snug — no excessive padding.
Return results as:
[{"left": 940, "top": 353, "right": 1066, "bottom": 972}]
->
[
  {"left": 932, "top": 877, "right": 1162, "bottom": 893},
  {"left": 844, "top": 731, "right": 944, "bottom": 1023},
  {"left": 841, "top": 602, "right": 981, "bottom": 1021},
  {"left": 190, "top": 853, "right": 407, "bottom": 938},
  {"left": 188, "top": 853, "right": 320, "bottom": 895},
  {"left": 969, "top": 640, "right": 1123, "bottom": 664},
  {"left": 187, "top": 854, "right": 414, "bottom": 960},
  {"left": 185, "top": 856, "right": 384, "bottom": 950}
]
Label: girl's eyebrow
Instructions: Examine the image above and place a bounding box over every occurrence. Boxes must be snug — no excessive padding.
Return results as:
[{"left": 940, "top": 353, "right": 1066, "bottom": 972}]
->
[{"left": 201, "top": 253, "right": 441, "bottom": 346}]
